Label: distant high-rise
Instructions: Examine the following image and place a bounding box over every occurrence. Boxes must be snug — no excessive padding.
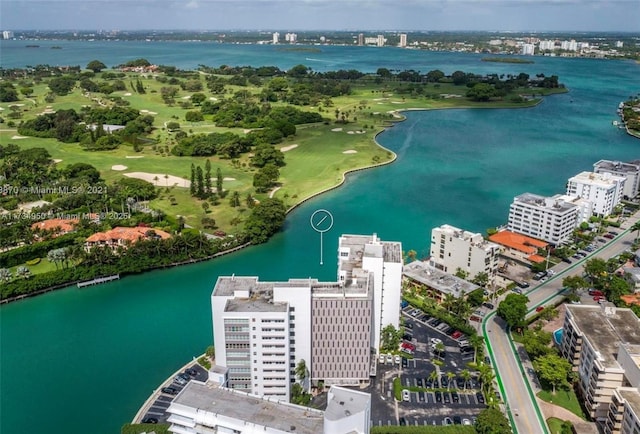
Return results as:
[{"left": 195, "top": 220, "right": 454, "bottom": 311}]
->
[
  {"left": 399, "top": 33, "right": 407, "bottom": 48},
  {"left": 272, "top": 32, "right": 279, "bottom": 44},
  {"left": 377, "top": 34, "right": 385, "bottom": 47},
  {"left": 357, "top": 33, "right": 364, "bottom": 46},
  {"left": 2, "top": 31, "right": 14, "bottom": 40},
  {"left": 521, "top": 43, "right": 535, "bottom": 55},
  {"left": 285, "top": 32, "right": 297, "bottom": 43}
]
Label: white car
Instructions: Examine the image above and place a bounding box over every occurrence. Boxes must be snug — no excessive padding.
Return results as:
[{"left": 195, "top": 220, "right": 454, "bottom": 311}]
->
[
  {"left": 386, "top": 354, "right": 393, "bottom": 364},
  {"left": 430, "top": 338, "right": 442, "bottom": 345},
  {"left": 462, "top": 418, "right": 472, "bottom": 426},
  {"left": 379, "top": 354, "right": 385, "bottom": 364},
  {"left": 402, "top": 389, "right": 410, "bottom": 401},
  {"left": 395, "top": 355, "right": 401, "bottom": 364}
]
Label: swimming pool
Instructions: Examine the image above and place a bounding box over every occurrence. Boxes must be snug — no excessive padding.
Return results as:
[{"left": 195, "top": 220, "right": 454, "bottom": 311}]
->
[{"left": 553, "top": 328, "right": 563, "bottom": 345}]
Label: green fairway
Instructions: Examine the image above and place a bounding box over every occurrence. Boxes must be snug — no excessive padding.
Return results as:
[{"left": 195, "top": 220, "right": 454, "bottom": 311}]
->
[{"left": 0, "top": 67, "right": 566, "bottom": 233}]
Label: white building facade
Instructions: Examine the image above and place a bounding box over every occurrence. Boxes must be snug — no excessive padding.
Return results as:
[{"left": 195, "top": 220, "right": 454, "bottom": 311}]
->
[
  {"left": 507, "top": 193, "right": 585, "bottom": 245},
  {"left": 338, "top": 234, "right": 403, "bottom": 355},
  {"left": 429, "top": 224, "right": 501, "bottom": 283},
  {"left": 567, "top": 171, "right": 626, "bottom": 217},
  {"left": 594, "top": 160, "right": 640, "bottom": 200},
  {"left": 212, "top": 234, "right": 402, "bottom": 398},
  {"left": 166, "top": 381, "right": 370, "bottom": 434}
]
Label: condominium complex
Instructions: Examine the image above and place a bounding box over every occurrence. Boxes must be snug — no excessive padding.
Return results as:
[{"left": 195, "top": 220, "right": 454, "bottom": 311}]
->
[
  {"left": 566, "top": 171, "right": 625, "bottom": 217},
  {"left": 594, "top": 160, "right": 640, "bottom": 200},
  {"left": 507, "top": 193, "right": 591, "bottom": 245},
  {"left": 560, "top": 304, "right": 640, "bottom": 427},
  {"left": 429, "top": 224, "right": 501, "bottom": 283},
  {"left": 399, "top": 33, "right": 407, "bottom": 48},
  {"left": 272, "top": 32, "right": 279, "bottom": 44},
  {"left": 521, "top": 43, "right": 535, "bottom": 55},
  {"left": 338, "top": 234, "right": 403, "bottom": 353},
  {"left": 211, "top": 234, "right": 402, "bottom": 399},
  {"left": 166, "top": 380, "right": 370, "bottom": 434},
  {"left": 403, "top": 260, "right": 480, "bottom": 303}
]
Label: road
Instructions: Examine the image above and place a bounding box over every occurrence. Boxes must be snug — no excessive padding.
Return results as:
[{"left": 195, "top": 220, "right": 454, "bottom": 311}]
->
[{"left": 483, "top": 212, "right": 640, "bottom": 434}]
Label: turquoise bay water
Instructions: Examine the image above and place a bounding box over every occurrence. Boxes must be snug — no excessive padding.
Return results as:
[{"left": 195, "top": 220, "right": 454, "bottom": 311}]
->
[{"left": 1, "top": 42, "right": 639, "bottom": 434}]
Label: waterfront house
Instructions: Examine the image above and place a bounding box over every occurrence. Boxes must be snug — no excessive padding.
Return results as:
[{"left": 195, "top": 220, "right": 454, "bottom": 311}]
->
[{"left": 84, "top": 226, "right": 170, "bottom": 252}]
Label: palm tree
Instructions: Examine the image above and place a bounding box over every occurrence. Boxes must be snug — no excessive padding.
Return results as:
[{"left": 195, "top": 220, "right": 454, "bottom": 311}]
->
[
  {"left": 461, "top": 369, "right": 472, "bottom": 391},
  {"left": 442, "top": 293, "right": 456, "bottom": 312},
  {"left": 0, "top": 268, "right": 12, "bottom": 283},
  {"left": 631, "top": 220, "right": 640, "bottom": 240},
  {"left": 434, "top": 342, "right": 445, "bottom": 360},
  {"left": 428, "top": 370, "right": 439, "bottom": 389},
  {"left": 469, "top": 334, "right": 484, "bottom": 365},
  {"left": 446, "top": 372, "right": 456, "bottom": 390}
]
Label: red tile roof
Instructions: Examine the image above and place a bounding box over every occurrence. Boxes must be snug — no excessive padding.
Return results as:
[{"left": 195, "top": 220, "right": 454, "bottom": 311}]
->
[
  {"left": 621, "top": 294, "right": 640, "bottom": 306},
  {"left": 31, "top": 218, "right": 78, "bottom": 234},
  {"left": 489, "top": 230, "right": 548, "bottom": 254},
  {"left": 85, "top": 226, "right": 171, "bottom": 244}
]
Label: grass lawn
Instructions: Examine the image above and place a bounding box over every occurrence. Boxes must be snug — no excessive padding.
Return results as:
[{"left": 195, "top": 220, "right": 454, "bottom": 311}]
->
[
  {"left": 0, "top": 69, "right": 567, "bottom": 234},
  {"left": 9, "top": 257, "right": 58, "bottom": 276},
  {"left": 537, "top": 388, "right": 587, "bottom": 420},
  {"left": 547, "top": 417, "right": 573, "bottom": 434}
]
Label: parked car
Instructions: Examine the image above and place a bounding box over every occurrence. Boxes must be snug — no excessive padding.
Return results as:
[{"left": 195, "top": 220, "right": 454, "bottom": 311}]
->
[
  {"left": 142, "top": 417, "right": 158, "bottom": 424},
  {"left": 185, "top": 368, "right": 198, "bottom": 377},
  {"left": 399, "top": 417, "right": 407, "bottom": 426},
  {"left": 453, "top": 416, "right": 462, "bottom": 425},
  {"left": 451, "top": 391, "right": 459, "bottom": 402},
  {"left": 178, "top": 373, "right": 191, "bottom": 381},
  {"left": 161, "top": 387, "right": 178, "bottom": 395},
  {"left": 443, "top": 393, "right": 451, "bottom": 404},
  {"left": 604, "top": 233, "right": 614, "bottom": 239},
  {"left": 476, "top": 392, "right": 485, "bottom": 404},
  {"left": 535, "top": 306, "right": 544, "bottom": 313},
  {"left": 435, "top": 391, "right": 442, "bottom": 402},
  {"left": 562, "top": 257, "right": 572, "bottom": 264},
  {"left": 395, "top": 355, "right": 401, "bottom": 364},
  {"left": 404, "top": 322, "right": 413, "bottom": 329},
  {"left": 402, "top": 389, "right": 410, "bottom": 402},
  {"left": 174, "top": 376, "right": 187, "bottom": 385},
  {"left": 470, "top": 315, "right": 482, "bottom": 322},
  {"left": 402, "top": 357, "right": 408, "bottom": 368},
  {"left": 482, "top": 302, "right": 495, "bottom": 310},
  {"left": 589, "top": 289, "right": 604, "bottom": 296},
  {"left": 451, "top": 330, "right": 463, "bottom": 340},
  {"left": 593, "top": 296, "right": 605, "bottom": 302},
  {"left": 462, "top": 418, "right": 472, "bottom": 426},
  {"left": 442, "top": 417, "right": 453, "bottom": 426}
]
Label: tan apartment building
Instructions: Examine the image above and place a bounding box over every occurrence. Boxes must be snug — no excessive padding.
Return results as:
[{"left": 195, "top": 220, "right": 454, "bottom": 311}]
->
[{"left": 561, "top": 304, "right": 640, "bottom": 422}]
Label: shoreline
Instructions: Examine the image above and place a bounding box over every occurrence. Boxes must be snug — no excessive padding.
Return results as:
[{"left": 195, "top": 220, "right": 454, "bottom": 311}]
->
[{"left": 0, "top": 95, "right": 558, "bottom": 306}]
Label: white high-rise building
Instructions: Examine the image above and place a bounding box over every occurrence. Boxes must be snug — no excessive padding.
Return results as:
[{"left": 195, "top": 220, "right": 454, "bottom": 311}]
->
[
  {"left": 285, "top": 32, "right": 297, "bottom": 43},
  {"left": 594, "top": 160, "right": 640, "bottom": 200},
  {"left": 521, "top": 43, "right": 535, "bottom": 55},
  {"left": 539, "top": 40, "right": 556, "bottom": 51},
  {"left": 567, "top": 171, "right": 626, "bottom": 217},
  {"left": 212, "top": 233, "right": 402, "bottom": 399},
  {"left": 429, "top": 224, "right": 501, "bottom": 284},
  {"left": 507, "top": 193, "right": 589, "bottom": 245},
  {"left": 272, "top": 32, "right": 280, "bottom": 44},
  {"left": 399, "top": 33, "right": 407, "bottom": 48},
  {"left": 376, "top": 34, "right": 385, "bottom": 47},
  {"left": 2, "top": 31, "right": 14, "bottom": 40},
  {"left": 337, "top": 234, "right": 402, "bottom": 355},
  {"left": 561, "top": 39, "right": 578, "bottom": 51}
]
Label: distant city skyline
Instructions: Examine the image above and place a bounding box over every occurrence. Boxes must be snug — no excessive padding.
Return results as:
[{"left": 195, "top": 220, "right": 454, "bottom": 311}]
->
[{"left": 1, "top": 0, "right": 639, "bottom": 33}]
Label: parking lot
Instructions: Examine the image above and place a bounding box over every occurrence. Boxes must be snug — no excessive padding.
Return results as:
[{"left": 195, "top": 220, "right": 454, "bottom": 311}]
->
[
  {"left": 368, "top": 305, "right": 487, "bottom": 427},
  {"left": 139, "top": 363, "right": 208, "bottom": 424}
]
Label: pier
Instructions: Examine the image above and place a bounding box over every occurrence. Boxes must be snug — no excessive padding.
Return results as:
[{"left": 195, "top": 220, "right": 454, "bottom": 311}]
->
[{"left": 77, "top": 274, "right": 120, "bottom": 288}]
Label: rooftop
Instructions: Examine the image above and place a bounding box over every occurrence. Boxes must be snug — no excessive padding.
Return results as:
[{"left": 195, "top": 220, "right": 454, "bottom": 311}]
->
[
  {"left": 566, "top": 304, "right": 640, "bottom": 368},
  {"left": 324, "top": 386, "right": 370, "bottom": 422},
  {"left": 171, "top": 381, "right": 324, "bottom": 434},
  {"left": 403, "top": 260, "right": 479, "bottom": 297},
  {"left": 85, "top": 226, "right": 171, "bottom": 243},
  {"left": 618, "top": 388, "right": 640, "bottom": 420},
  {"left": 489, "top": 230, "right": 548, "bottom": 254},
  {"left": 339, "top": 233, "right": 403, "bottom": 266},
  {"left": 568, "top": 171, "right": 625, "bottom": 187},
  {"left": 513, "top": 192, "right": 578, "bottom": 213},
  {"left": 594, "top": 160, "right": 640, "bottom": 174},
  {"left": 433, "top": 224, "right": 500, "bottom": 251}
]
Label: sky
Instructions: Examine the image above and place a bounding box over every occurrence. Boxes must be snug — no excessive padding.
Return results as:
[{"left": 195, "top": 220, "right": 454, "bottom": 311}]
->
[{"left": 1, "top": 0, "right": 639, "bottom": 32}]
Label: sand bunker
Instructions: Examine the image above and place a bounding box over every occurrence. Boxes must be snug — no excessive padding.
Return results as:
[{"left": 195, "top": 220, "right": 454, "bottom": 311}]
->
[
  {"left": 124, "top": 172, "right": 190, "bottom": 187},
  {"left": 280, "top": 144, "right": 298, "bottom": 152},
  {"left": 125, "top": 155, "right": 144, "bottom": 159},
  {"left": 209, "top": 97, "right": 218, "bottom": 101},
  {"left": 124, "top": 92, "right": 132, "bottom": 96},
  {"left": 139, "top": 109, "right": 158, "bottom": 115},
  {"left": 11, "top": 135, "right": 28, "bottom": 139},
  {"left": 343, "top": 150, "right": 358, "bottom": 154},
  {"left": 331, "top": 128, "right": 343, "bottom": 132},
  {"left": 111, "top": 165, "right": 128, "bottom": 171},
  {"left": 223, "top": 177, "right": 236, "bottom": 181},
  {"left": 347, "top": 131, "right": 355, "bottom": 134},
  {"left": 53, "top": 159, "right": 63, "bottom": 163},
  {"left": 392, "top": 101, "right": 404, "bottom": 104},
  {"left": 181, "top": 95, "right": 191, "bottom": 99}
]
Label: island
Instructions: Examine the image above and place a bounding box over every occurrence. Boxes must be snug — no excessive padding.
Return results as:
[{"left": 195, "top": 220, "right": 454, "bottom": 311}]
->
[{"left": 0, "top": 60, "right": 566, "bottom": 302}]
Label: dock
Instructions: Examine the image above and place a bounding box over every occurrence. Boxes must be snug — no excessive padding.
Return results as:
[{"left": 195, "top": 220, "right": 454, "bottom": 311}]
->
[{"left": 77, "top": 274, "right": 120, "bottom": 288}]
